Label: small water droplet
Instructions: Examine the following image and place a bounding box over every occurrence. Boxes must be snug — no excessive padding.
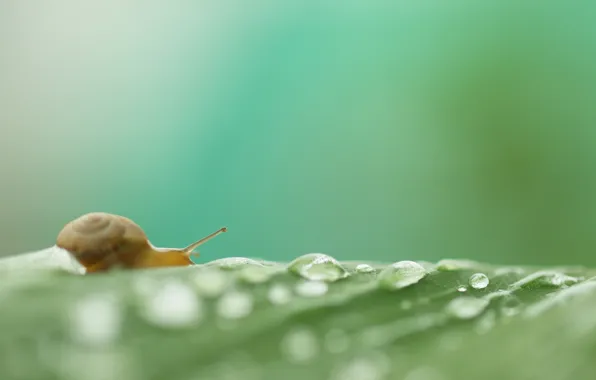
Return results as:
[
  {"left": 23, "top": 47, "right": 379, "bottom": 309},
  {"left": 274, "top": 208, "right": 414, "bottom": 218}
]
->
[
  {"left": 281, "top": 327, "right": 319, "bottom": 364},
  {"left": 69, "top": 293, "right": 121, "bottom": 347},
  {"left": 445, "top": 296, "right": 489, "bottom": 320},
  {"left": 295, "top": 280, "right": 329, "bottom": 297},
  {"left": 378, "top": 261, "right": 427, "bottom": 290},
  {"left": 324, "top": 329, "right": 350, "bottom": 354},
  {"left": 205, "top": 257, "right": 265, "bottom": 270},
  {"left": 457, "top": 286, "right": 467, "bottom": 293},
  {"left": 192, "top": 270, "right": 229, "bottom": 298},
  {"left": 355, "top": 264, "right": 376, "bottom": 274},
  {"left": 216, "top": 291, "right": 254, "bottom": 320},
  {"left": 469, "top": 273, "right": 489, "bottom": 289},
  {"left": 140, "top": 280, "right": 202, "bottom": 328},
  {"left": 288, "top": 253, "right": 349, "bottom": 282},
  {"left": 267, "top": 284, "right": 293, "bottom": 305}
]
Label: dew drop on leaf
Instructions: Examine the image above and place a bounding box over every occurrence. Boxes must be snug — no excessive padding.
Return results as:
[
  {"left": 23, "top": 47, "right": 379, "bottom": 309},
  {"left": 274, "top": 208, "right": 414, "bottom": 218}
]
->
[
  {"left": 295, "top": 280, "right": 329, "bottom": 298},
  {"left": 445, "top": 296, "right": 489, "bottom": 320},
  {"left": 287, "top": 253, "right": 349, "bottom": 282},
  {"left": 457, "top": 286, "right": 467, "bottom": 293},
  {"left": 378, "top": 261, "right": 427, "bottom": 290},
  {"left": 469, "top": 273, "right": 490, "bottom": 289},
  {"left": 355, "top": 264, "right": 376, "bottom": 274}
]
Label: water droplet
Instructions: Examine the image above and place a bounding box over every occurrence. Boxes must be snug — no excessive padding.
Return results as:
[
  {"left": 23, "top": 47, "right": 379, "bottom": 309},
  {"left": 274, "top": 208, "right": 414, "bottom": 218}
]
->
[
  {"left": 140, "top": 280, "right": 202, "bottom": 328},
  {"left": 355, "top": 264, "right": 376, "bottom": 274},
  {"left": 281, "top": 327, "right": 319, "bottom": 364},
  {"left": 216, "top": 291, "right": 254, "bottom": 320},
  {"left": 445, "top": 297, "right": 489, "bottom": 320},
  {"left": 378, "top": 261, "right": 427, "bottom": 290},
  {"left": 469, "top": 273, "right": 489, "bottom": 289},
  {"left": 287, "top": 253, "right": 349, "bottom": 282},
  {"left": 267, "top": 284, "right": 293, "bottom": 305},
  {"left": 324, "top": 329, "right": 350, "bottom": 354},
  {"left": 205, "top": 257, "right": 265, "bottom": 270},
  {"left": 69, "top": 293, "right": 121, "bottom": 347},
  {"left": 191, "top": 270, "right": 229, "bottom": 298},
  {"left": 295, "top": 280, "right": 329, "bottom": 298},
  {"left": 457, "top": 286, "right": 467, "bottom": 293}
]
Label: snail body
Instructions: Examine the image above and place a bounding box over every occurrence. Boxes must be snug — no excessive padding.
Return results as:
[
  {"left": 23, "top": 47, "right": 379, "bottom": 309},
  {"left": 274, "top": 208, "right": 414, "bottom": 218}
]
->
[{"left": 56, "top": 212, "right": 226, "bottom": 273}]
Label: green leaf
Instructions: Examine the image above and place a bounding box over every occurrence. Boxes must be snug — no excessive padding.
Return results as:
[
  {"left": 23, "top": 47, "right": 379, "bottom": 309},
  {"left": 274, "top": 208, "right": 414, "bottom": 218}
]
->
[{"left": 0, "top": 249, "right": 595, "bottom": 380}]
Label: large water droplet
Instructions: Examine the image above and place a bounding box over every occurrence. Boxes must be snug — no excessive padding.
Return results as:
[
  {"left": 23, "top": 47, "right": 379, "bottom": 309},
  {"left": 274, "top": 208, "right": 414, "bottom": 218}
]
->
[
  {"left": 355, "top": 264, "right": 376, "bottom": 274},
  {"left": 378, "top": 261, "right": 427, "bottom": 290},
  {"left": 281, "top": 327, "right": 319, "bottom": 364},
  {"left": 69, "top": 293, "right": 121, "bottom": 347},
  {"left": 287, "top": 253, "right": 349, "bottom": 282},
  {"left": 267, "top": 284, "right": 293, "bottom": 305},
  {"left": 216, "top": 291, "right": 254, "bottom": 320},
  {"left": 295, "top": 280, "right": 329, "bottom": 298},
  {"left": 140, "top": 280, "right": 202, "bottom": 328},
  {"left": 445, "top": 297, "right": 489, "bottom": 320},
  {"left": 469, "top": 273, "right": 489, "bottom": 289}
]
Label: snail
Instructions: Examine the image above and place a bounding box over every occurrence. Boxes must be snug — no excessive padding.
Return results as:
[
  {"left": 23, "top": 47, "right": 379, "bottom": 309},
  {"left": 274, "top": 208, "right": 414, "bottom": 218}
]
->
[{"left": 56, "top": 212, "right": 227, "bottom": 273}]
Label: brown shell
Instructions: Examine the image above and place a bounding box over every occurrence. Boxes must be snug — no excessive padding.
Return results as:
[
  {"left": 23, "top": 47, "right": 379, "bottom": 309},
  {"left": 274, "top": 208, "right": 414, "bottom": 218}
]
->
[{"left": 56, "top": 212, "right": 149, "bottom": 268}]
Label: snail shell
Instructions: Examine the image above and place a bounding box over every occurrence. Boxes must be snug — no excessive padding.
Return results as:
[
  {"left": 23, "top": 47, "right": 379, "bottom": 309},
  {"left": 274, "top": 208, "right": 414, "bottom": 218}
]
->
[{"left": 56, "top": 212, "right": 149, "bottom": 270}]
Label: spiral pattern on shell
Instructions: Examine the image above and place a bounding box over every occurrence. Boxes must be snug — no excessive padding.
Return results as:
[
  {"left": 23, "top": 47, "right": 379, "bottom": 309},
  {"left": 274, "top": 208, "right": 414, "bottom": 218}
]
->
[{"left": 56, "top": 212, "right": 147, "bottom": 266}]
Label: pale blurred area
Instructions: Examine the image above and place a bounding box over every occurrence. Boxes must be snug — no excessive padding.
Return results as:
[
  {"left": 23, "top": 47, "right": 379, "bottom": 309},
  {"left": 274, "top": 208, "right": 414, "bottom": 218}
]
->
[{"left": 1, "top": 1, "right": 596, "bottom": 266}]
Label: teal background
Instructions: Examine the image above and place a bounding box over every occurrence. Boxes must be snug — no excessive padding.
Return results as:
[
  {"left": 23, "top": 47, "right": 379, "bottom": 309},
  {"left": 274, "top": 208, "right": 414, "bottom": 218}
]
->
[{"left": 2, "top": 2, "right": 596, "bottom": 266}]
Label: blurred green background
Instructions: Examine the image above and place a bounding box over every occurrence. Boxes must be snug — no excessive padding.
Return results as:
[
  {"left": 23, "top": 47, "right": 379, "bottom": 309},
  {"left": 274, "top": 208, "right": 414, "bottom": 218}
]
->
[{"left": 2, "top": 1, "right": 596, "bottom": 266}]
